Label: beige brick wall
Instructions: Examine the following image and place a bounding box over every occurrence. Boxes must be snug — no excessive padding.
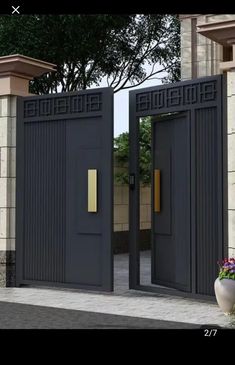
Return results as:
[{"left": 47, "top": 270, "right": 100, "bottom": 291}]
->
[
  {"left": 0, "top": 96, "right": 16, "bottom": 252},
  {"left": 114, "top": 162, "right": 151, "bottom": 231},
  {"left": 180, "top": 18, "right": 192, "bottom": 80},
  {"left": 114, "top": 184, "right": 151, "bottom": 232}
]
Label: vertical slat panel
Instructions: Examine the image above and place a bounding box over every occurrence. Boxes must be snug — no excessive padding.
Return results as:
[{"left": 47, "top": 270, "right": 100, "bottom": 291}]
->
[
  {"left": 17, "top": 88, "right": 113, "bottom": 291},
  {"left": 195, "top": 107, "right": 219, "bottom": 295},
  {"left": 23, "top": 121, "right": 66, "bottom": 282}
]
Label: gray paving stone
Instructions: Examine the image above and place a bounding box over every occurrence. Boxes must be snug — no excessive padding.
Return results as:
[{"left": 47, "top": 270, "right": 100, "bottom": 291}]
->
[
  {"left": 0, "top": 301, "right": 201, "bottom": 329},
  {"left": 0, "top": 251, "right": 233, "bottom": 328}
]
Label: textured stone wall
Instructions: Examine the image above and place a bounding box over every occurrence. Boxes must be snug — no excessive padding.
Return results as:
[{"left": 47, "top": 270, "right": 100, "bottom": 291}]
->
[
  {"left": 0, "top": 96, "right": 16, "bottom": 286},
  {"left": 0, "top": 251, "right": 15, "bottom": 286},
  {"left": 181, "top": 14, "right": 235, "bottom": 81},
  {"left": 180, "top": 14, "right": 229, "bottom": 81},
  {"left": 180, "top": 17, "right": 192, "bottom": 80},
  {"left": 114, "top": 184, "right": 151, "bottom": 232},
  {"left": 196, "top": 15, "right": 223, "bottom": 78},
  {"left": 113, "top": 164, "right": 151, "bottom": 251}
]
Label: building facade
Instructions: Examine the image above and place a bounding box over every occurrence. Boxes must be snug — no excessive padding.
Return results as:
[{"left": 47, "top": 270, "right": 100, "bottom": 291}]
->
[{"left": 180, "top": 14, "right": 235, "bottom": 258}]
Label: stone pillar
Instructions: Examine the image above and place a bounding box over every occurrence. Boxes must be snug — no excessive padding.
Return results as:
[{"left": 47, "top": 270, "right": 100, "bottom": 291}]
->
[
  {"left": 180, "top": 14, "right": 226, "bottom": 81},
  {"left": 196, "top": 15, "right": 223, "bottom": 77},
  {"left": 0, "top": 54, "right": 55, "bottom": 286},
  {"left": 227, "top": 70, "right": 235, "bottom": 258},
  {"left": 0, "top": 94, "right": 16, "bottom": 286},
  {"left": 180, "top": 17, "right": 192, "bottom": 80}
]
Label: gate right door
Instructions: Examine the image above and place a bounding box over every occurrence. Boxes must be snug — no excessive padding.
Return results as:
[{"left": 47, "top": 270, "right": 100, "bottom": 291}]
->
[
  {"left": 130, "top": 74, "right": 225, "bottom": 297},
  {"left": 152, "top": 112, "right": 191, "bottom": 292}
]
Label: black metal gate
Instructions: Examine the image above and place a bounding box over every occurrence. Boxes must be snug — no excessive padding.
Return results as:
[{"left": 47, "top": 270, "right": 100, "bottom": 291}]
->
[
  {"left": 16, "top": 88, "right": 113, "bottom": 291},
  {"left": 129, "top": 75, "right": 227, "bottom": 298}
]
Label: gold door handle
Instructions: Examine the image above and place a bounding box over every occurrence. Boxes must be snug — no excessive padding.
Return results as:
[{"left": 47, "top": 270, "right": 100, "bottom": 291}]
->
[
  {"left": 88, "top": 169, "right": 97, "bottom": 212},
  {"left": 154, "top": 169, "right": 160, "bottom": 213}
]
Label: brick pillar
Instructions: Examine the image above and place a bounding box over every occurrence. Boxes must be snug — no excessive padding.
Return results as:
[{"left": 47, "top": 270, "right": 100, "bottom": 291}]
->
[
  {"left": 0, "top": 54, "right": 55, "bottom": 286},
  {"left": 227, "top": 70, "right": 235, "bottom": 258},
  {"left": 0, "top": 95, "right": 16, "bottom": 285}
]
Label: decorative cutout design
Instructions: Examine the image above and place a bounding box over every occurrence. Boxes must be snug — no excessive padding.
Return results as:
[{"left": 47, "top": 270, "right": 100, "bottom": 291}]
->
[
  {"left": 136, "top": 93, "right": 151, "bottom": 111},
  {"left": 200, "top": 82, "right": 216, "bottom": 102},
  {"left": 24, "top": 101, "right": 38, "bottom": 117},
  {"left": 152, "top": 91, "right": 165, "bottom": 110},
  {"left": 136, "top": 81, "right": 217, "bottom": 112},
  {"left": 86, "top": 94, "right": 102, "bottom": 112},
  {"left": 167, "top": 87, "right": 182, "bottom": 107},
  {"left": 184, "top": 85, "right": 197, "bottom": 104},
  {"left": 71, "top": 95, "right": 83, "bottom": 113},
  {"left": 24, "top": 93, "right": 102, "bottom": 118},
  {"left": 40, "top": 99, "right": 51, "bottom": 116},
  {"left": 54, "top": 98, "right": 68, "bottom": 114}
]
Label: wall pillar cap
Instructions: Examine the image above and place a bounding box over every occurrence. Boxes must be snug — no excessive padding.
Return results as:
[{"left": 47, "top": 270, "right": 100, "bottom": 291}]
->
[
  {"left": 197, "top": 20, "right": 235, "bottom": 46},
  {"left": 0, "top": 54, "right": 56, "bottom": 96},
  {"left": 197, "top": 21, "right": 235, "bottom": 72}
]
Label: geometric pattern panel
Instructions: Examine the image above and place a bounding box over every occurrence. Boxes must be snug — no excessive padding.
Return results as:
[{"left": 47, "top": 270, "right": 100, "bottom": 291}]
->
[
  {"left": 136, "top": 81, "right": 217, "bottom": 112},
  {"left": 24, "top": 93, "right": 102, "bottom": 118}
]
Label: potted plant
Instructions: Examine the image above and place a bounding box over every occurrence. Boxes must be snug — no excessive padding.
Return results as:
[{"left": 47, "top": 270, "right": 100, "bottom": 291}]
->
[{"left": 214, "top": 258, "right": 235, "bottom": 315}]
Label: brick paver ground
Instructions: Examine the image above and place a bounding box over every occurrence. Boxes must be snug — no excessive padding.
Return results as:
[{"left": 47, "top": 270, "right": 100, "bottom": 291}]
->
[
  {"left": 0, "top": 301, "right": 202, "bottom": 329},
  {"left": 0, "top": 252, "right": 234, "bottom": 329}
]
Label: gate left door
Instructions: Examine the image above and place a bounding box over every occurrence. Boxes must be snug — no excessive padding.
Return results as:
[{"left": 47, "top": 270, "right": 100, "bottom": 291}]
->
[{"left": 16, "top": 88, "right": 113, "bottom": 291}]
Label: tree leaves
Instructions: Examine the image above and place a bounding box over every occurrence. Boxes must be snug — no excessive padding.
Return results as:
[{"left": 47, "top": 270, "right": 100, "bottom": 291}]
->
[
  {"left": 0, "top": 15, "right": 180, "bottom": 94},
  {"left": 114, "top": 117, "right": 151, "bottom": 185}
]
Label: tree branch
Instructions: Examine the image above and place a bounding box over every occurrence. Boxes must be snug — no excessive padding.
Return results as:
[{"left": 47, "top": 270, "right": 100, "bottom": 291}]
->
[{"left": 114, "top": 63, "right": 175, "bottom": 93}]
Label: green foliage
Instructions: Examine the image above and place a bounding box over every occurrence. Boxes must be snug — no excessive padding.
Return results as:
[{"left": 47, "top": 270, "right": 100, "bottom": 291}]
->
[
  {"left": 0, "top": 15, "right": 180, "bottom": 94},
  {"left": 114, "top": 132, "right": 129, "bottom": 184},
  {"left": 114, "top": 117, "right": 151, "bottom": 185},
  {"left": 219, "top": 271, "right": 235, "bottom": 281},
  {"left": 139, "top": 117, "right": 151, "bottom": 184}
]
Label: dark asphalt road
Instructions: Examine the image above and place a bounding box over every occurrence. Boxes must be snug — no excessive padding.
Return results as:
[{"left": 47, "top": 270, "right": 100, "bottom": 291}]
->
[{"left": 0, "top": 301, "right": 201, "bottom": 329}]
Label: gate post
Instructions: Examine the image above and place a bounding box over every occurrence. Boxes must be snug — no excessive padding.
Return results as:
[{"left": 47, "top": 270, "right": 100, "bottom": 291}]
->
[
  {"left": 0, "top": 54, "right": 55, "bottom": 286},
  {"left": 227, "top": 69, "right": 235, "bottom": 259}
]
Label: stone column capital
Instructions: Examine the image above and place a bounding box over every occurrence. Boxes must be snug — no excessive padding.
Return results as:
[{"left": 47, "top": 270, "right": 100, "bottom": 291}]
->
[
  {"left": 197, "top": 20, "right": 235, "bottom": 72},
  {"left": 0, "top": 54, "right": 56, "bottom": 96}
]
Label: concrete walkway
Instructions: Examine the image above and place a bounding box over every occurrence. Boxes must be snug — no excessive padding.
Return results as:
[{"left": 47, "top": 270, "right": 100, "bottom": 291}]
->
[{"left": 0, "top": 252, "right": 234, "bottom": 328}]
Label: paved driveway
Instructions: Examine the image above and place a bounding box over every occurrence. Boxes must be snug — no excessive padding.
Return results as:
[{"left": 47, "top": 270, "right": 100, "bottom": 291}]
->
[
  {"left": 0, "top": 301, "right": 201, "bottom": 329},
  {"left": 0, "top": 252, "right": 234, "bottom": 329},
  {"left": 0, "top": 286, "right": 234, "bottom": 328}
]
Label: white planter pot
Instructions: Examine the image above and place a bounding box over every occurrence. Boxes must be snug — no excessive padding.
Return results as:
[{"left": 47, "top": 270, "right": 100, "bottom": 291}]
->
[{"left": 214, "top": 277, "right": 235, "bottom": 315}]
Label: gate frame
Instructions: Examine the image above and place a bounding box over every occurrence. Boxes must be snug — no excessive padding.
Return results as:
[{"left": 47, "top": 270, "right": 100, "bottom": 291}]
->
[
  {"left": 129, "top": 75, "right": 228, "bottom": 300},
  {"left": 16, "top": 87, "right": 114, "bottom": 291}
]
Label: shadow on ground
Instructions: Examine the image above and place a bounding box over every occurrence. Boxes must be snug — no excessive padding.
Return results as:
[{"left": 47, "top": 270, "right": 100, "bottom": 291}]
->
[{"left": 0, "top": 301, "right": 200, "bottom": 329}]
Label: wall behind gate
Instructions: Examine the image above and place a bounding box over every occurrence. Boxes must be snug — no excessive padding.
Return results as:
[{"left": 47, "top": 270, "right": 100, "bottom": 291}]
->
[{"left": 114, "top": 161, "right": 151, "bottom": 253}]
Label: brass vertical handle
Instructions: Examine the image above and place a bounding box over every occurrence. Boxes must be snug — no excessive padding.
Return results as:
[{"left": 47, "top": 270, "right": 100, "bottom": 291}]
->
[
  {"left": 88, "top": 169, "right": 97, "bottom": 212},
  {"left": 154, "top": 169, "right": 160, "bottom": 213}
]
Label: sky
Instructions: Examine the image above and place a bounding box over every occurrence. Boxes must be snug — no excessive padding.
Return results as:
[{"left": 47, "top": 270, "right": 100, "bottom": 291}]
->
[
  {"left": 114, "top": 77, "right": 163, "bottom": 137},
  {"left": 94, "top": 63, "right": 167, "bottom": 137},
  {"left": 59, "top": 66, "right": 164, "bottom": 136}
]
